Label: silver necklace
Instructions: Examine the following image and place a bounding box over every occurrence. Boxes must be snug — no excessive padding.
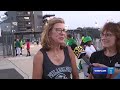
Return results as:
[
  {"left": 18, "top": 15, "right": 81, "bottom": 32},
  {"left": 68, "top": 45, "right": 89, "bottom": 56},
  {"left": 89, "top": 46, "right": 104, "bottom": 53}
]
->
[
  {"left": 109, "top": 58, "right": 112, "bottom": 63},
  {"left": 108, "top": 55, "right": 116, "bottom": 63},
  {"left": 108, "top": 56, "right": 113, "bottom": 64}
]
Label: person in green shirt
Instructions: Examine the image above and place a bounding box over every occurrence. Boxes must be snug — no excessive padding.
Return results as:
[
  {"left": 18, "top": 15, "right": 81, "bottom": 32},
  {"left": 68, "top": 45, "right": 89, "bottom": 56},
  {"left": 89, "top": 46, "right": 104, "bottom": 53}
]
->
[
  {"left": 66, "top": 34, "right": 77, "bottom": 50},
  {"left": 15, "top": 39, "right": 21, "bottom": 56},
  {"left": 22, "top": 39, "right": 25, "bottom": 45},
  {"left": 20, "top": 39, "right": 23, "bottom": 55},
  {"left": 82, "top": 36, "right": 85, "bottom": 41},
  {"left": 81, "top": 34, "right": 85, "bottom": 47}
]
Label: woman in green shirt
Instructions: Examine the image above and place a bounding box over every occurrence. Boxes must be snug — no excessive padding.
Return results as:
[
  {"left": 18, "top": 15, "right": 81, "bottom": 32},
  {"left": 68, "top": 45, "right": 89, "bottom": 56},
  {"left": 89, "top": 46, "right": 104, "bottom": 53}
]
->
[{"left": 66, "top": 34, "right": 77, "bottom": 50}]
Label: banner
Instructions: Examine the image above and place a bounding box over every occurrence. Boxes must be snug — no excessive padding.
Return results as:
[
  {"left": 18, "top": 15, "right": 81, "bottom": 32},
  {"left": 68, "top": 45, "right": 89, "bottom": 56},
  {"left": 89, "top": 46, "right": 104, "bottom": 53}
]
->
[{"left": 93, "top": 67, "right": 114, "bottom": 74}]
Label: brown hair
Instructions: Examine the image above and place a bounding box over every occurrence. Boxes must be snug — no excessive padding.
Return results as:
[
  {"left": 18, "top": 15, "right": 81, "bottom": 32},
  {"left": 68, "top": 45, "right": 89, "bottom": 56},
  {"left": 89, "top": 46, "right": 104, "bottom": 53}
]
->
[
  {"left": 41, "top": 17, "right": 66, "bottom": 51},
  {"left": 67, "top": 33, "right": 72, "bottom": 38},
  {"left": 102, "top": 22, "right": 120, "bottom": 53}
]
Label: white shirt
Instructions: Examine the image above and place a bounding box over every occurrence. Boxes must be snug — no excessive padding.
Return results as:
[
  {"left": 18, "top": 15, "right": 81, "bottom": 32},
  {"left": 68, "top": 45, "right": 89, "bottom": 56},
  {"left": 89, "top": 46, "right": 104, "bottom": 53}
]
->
[{"left": 85, "top": 45, "right": 96, "bottom": 58}]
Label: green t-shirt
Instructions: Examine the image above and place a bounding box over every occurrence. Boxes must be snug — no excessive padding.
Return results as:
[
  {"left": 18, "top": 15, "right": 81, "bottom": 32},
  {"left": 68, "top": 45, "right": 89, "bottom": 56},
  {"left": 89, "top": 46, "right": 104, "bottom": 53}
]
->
[
  {"left": 20, "top": 41, "right": 23, "bottom": 47},
  {"left": 66, "top": 38, "right": 77, "bottom": 46},
  {"left": 15, "top": 41, "right": 21, "bottom": 48},
  {"left": 22, "top": 39, "right": 25, "bottom": 45},
  {"left": 65, "top": 38, "right": 68, "bottom": 45},
  {"left": 82, "top": 36, "right": 85, "bottom": 41}
]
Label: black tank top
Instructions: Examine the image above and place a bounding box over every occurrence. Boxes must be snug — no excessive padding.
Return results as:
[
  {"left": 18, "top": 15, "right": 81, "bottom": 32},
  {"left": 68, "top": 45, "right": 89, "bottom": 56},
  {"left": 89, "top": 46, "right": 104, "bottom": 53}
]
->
[{"left": 40, "top": 47, "right": 72, "bottom": 79}]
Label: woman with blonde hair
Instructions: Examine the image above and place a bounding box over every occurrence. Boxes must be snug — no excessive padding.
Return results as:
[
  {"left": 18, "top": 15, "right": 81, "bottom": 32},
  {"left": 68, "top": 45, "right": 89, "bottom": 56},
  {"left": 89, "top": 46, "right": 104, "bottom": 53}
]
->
[{"left": 32, "top": 17, "right": 79, "bottom": 79}]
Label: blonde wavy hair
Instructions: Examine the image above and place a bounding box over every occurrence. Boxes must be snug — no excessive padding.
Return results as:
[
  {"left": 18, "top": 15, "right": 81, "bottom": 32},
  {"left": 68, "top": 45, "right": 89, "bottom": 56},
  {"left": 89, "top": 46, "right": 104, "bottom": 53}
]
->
[{"left": 41, "top": 17, "right": 66, "bottom": 51}]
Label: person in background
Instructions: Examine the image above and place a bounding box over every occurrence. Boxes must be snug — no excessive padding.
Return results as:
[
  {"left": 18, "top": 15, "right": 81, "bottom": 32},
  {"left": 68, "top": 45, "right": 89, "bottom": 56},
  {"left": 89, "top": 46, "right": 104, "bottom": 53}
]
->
[
  {"left": 73, "top": 45, "right": 86, "bottom": 72},
  {"left": 26, "top": 39, "right": 31, "bottom": 56},
  {"left": 15, "top": 39, "right": 21, "bottom": 56},
  {"left": 23, "top": 39, "right": 25, "bottom": 45},
  {"left": 81, "top": 34, "right": 85, "bottom": 41},
  {"left": 80, "top": 34, "right": 85, "bottom": 47},
  {"left": 81, "top": 36, "right": 96, "bottom": 78},
  {"left": 83, "top": 36, "right": 96, "bottom": 58},
  {"left": 20, "top": 39, "right": 23, "bottom": 55},
  {"left": 66, "top": 34, "right": 77, "bottom": 50}
]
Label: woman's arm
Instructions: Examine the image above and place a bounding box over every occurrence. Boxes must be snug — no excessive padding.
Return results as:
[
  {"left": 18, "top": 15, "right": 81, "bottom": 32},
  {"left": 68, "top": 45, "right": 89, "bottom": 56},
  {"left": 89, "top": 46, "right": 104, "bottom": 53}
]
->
[
  {"left": 67, "top": 46, "right": 79, "bottom": 79},
  {"left": 32, "top": 51, "right": 43, "bottom": 79}
]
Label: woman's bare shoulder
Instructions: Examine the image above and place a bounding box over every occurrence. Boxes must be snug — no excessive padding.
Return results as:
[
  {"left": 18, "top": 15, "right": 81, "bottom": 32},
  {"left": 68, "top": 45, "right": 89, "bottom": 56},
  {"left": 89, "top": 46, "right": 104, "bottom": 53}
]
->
[{"left": 33, "top": 51, "right": 44, "bottom": 63}]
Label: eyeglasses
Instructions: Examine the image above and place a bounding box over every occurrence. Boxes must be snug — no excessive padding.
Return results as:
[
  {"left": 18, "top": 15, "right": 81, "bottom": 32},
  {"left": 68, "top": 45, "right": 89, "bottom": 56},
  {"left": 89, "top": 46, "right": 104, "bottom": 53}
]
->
[
  {"left": 100, "top": 33, "right": 114, "bottom": 38},
  {"left": 53, "top": 28, "right": 66, "bottom": 33}
]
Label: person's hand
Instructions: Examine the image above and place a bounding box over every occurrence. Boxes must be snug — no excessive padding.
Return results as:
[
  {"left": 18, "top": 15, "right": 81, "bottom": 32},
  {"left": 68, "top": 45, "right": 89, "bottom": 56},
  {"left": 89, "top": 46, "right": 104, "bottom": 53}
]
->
[
  {"left": 88, "top": 63, "right": 108, "bottom": 79},
  {"left": 92, "top": 63, "right": 108, "bottom": 68},
  {"left": 89, "top": 63, "right": 120, "bottom": 79}
]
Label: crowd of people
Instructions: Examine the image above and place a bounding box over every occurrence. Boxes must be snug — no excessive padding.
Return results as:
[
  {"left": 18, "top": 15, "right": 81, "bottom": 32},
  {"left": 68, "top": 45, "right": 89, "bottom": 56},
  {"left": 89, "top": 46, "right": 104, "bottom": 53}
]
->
[
  {"left": 31, "top": 17, "right": 120, "bottom": 79},
  {"left": 14, "top": 38, "right": 31, "bottom": 57}
]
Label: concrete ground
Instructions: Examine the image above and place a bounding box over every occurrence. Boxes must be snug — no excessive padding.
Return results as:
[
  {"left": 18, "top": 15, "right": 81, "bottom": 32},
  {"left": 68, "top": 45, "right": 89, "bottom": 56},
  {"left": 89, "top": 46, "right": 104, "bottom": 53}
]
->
[{"left": 0, "top": 43, "right": 85, "bottom": 79}]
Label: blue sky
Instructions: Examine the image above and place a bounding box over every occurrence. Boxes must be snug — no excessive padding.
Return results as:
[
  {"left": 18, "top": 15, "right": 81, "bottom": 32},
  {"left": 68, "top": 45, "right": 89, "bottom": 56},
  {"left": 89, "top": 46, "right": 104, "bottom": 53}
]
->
[{"left": 1, "top": 11, "right": 120, "bottom": 29}]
